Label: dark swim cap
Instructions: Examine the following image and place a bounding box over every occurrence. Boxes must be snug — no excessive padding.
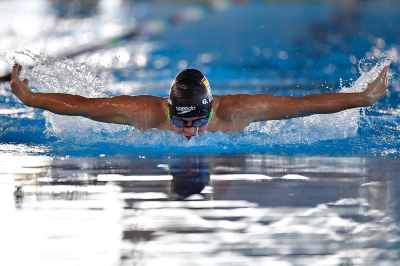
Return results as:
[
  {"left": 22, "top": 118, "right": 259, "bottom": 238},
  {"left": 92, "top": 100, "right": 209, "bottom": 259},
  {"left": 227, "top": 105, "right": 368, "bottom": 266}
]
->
[{"left": 168, "top": 69, "right": 213, "bottom": 118}]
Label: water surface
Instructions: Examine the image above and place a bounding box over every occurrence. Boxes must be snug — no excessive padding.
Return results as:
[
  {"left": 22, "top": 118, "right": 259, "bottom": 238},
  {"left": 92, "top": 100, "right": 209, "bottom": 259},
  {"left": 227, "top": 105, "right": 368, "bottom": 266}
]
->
[{"left": 1, "top": 1, "right": 400, "bottom": 265}]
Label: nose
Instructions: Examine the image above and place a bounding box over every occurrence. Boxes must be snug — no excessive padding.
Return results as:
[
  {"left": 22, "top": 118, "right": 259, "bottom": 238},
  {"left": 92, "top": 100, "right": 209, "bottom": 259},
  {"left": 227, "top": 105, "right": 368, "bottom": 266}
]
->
[
  {"left": 183, "top": 124, "right": 196, "bottom": 134},
  {"left": 185, "top": 121, "right": 193, "bottom": 127}
]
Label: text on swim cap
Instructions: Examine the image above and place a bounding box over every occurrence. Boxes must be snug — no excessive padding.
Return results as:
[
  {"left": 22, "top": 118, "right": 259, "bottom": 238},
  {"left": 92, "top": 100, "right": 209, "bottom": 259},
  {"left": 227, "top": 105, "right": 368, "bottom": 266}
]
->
[{"left": 176, "top": 106, "right": 196, "bottom": 114}]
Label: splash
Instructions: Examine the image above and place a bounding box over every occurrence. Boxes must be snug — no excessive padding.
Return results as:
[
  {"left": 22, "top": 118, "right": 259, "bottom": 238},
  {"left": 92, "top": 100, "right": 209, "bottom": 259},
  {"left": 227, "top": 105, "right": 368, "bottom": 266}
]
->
[
  {"left": 12, "top": 51, "right": 106, "bottom": 97},
  {"left": 246, "top": 53, "right": 393, "bottom": 144},
  {"left": 10, "top": 52, "right": 394, "bottom": 153},
  {"left": 348, "top": 52, "right": 393, "bottom": 93},
  {"left": 9, "top": 51, "right": 117, "bottom": 140}
]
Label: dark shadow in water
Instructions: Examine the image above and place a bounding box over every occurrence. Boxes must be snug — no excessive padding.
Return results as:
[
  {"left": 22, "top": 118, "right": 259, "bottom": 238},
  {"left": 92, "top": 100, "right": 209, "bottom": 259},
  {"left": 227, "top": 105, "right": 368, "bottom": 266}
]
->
[{"left": 168, "top": 155, "right": 211, "bottom": 200}]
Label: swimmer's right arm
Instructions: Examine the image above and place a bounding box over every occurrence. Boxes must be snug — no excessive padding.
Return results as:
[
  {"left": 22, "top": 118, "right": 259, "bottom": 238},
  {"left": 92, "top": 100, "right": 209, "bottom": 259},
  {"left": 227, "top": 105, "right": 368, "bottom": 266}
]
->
[{"left": 10, "top": 64, "right": 162, "bottom": 127}]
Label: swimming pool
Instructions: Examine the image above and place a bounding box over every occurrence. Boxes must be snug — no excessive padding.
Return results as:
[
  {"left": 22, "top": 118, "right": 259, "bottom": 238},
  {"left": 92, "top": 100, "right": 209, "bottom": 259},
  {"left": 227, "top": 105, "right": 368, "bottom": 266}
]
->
[{"left": 1, "top": 0, "right": 400, "bottom": 265}]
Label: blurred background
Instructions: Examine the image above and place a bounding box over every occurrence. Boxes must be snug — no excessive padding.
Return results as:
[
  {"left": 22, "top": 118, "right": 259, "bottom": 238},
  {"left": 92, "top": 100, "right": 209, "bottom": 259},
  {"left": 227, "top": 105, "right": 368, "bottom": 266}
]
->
[
  {"left": 1, "top": 0, "right": 399, "bottom": 91},
  {"left": 1, "top": 1, "right": 400, "bottom": 266}
]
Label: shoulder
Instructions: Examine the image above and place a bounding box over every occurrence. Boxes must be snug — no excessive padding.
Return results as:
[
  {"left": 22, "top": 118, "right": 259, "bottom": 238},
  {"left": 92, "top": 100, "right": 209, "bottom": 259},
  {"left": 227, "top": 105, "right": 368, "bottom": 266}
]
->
[
  {"left": 214, "top": 94, "right": 275, "bottom": 106},
  {"left": 209, "top": 94, "right": 277, "bottom": 131},
  {"left": 108, "top": 95, "right": 165, "bottom": 112},
  {"left": 113, "top": 95, "right": 168, "bottom": 129},
  {"left": 213, "top": 94, "right": 274, "bottom": 118},
  {"left": 208, "top": 95, "right": 254, "bottom": 131},
  {"left": 110, "top": 95, "right": 163, "bottom": 104}
]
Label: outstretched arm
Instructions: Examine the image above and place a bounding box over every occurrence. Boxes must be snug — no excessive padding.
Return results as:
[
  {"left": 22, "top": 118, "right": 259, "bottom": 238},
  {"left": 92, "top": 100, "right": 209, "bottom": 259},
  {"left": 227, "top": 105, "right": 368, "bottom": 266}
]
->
[
  {"left": 10, "top": 64, "right": 164, "bottom": 128},
  {"left": 218, "top": 66, "right": 389, "bottom": 123}
]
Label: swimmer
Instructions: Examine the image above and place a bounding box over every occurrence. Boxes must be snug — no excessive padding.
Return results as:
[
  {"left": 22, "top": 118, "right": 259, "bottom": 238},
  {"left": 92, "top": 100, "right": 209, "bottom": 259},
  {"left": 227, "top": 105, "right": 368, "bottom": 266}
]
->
[{"left": 10, "top": 64, "right": 389, "bottom": 140}]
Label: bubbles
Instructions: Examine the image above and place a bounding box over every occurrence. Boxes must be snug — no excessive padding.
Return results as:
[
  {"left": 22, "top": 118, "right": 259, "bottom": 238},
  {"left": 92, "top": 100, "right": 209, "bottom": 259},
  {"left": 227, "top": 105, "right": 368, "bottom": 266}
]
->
[
  {"left": 133, "top": 52, "right": 148, "bottom": 67},
  {"left": 178, "top": 60, "right": 188, "bottom": 69},
  {"left": 349, "top": 55, "right": 357, "bottom": 65},
  {"left": 116, "top": 48, "right": 130, "bottom": 63},
  {"left": 278, "top": 50, "right": 289, "bottom": 60},
  {"left": 199, "top": 53, "right": 212, "bottom": 63}
]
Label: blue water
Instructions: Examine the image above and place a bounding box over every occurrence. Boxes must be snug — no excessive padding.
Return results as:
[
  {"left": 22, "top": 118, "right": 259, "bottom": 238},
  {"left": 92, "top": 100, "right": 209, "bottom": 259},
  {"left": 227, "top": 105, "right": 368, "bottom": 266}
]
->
[
  {"left": 1, "top": 0, "right": 399, "bottom": 157},
  {"left": 1, "top": 1, "right": 400, "bottom": 265}
]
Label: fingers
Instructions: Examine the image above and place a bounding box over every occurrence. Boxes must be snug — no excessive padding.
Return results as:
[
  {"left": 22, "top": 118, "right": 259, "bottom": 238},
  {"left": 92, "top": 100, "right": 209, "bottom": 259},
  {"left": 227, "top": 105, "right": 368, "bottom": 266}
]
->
[
  {"left": 380, "top": 66, "right": 389, "bottom": 96},
  {"left": 12, "top": 64, "right": 18, "bottom": 78},
  {"left": 384, "top": 66, "right": 388, "bottom": 84},
  {"left": 379, "top": 66, "right": 389, "bottom": 89},
  {"left": 373, "top": 66, "right": 389, "bottom": 86},
  {"left": 378, "top": 66, "right": 386, "bottom": 79},
  {"left": 11, "top": 63, "right": 22, "bottom": 79}
]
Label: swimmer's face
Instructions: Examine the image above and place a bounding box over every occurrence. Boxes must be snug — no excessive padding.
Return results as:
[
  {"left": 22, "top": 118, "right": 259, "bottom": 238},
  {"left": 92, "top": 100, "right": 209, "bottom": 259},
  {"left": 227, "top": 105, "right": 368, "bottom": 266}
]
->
[{"left": 171, "top": 116, "right": 209, "bottom": 140}]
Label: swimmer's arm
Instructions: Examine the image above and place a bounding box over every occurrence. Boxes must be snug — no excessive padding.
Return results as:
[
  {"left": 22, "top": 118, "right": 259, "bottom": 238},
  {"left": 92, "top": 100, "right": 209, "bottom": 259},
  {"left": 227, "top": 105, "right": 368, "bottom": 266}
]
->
[
  {"left": 247, "top": 93, "right": 367, "bottom": 121},
  {"left": 20, "top": 92, "right": 161, "bottom": 126},
  {"left": 10, "top": 64, "right": 161, "bottom": 127},
  {"left": 26, "top": 93, "right": 146, "bottom": 125},
  {"left": 241, "top": 66, "right": 389, "bottom": 121}
]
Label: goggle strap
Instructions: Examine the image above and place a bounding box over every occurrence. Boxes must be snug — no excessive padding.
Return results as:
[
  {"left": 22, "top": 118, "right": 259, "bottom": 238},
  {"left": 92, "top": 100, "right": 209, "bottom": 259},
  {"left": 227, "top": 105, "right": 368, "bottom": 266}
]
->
[
  {"left": 167, "top": 107, "right": 171, "bottom": 121},
  {"left": 208, "top": 108, "right": 214, "bottom": 122}
]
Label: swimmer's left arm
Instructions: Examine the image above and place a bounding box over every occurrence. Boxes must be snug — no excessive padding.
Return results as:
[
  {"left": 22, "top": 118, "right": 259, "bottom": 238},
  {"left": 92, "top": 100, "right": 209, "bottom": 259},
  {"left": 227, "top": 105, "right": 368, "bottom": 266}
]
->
[{"left": 237, "top": 66, "right": 389, "bottom": 122}]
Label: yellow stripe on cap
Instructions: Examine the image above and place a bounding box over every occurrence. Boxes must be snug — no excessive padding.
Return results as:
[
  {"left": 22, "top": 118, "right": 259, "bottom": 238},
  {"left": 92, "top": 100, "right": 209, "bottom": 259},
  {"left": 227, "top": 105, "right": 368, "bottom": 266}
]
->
[{"left": 201, "top": 77, "right": 210, "bottom": 89}]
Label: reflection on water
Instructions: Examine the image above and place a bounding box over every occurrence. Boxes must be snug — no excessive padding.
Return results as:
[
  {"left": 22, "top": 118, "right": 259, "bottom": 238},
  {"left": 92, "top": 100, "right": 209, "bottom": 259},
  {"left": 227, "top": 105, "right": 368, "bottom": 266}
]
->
[{"left": 2, "top": 154, "right": 400, "bottom": 265}]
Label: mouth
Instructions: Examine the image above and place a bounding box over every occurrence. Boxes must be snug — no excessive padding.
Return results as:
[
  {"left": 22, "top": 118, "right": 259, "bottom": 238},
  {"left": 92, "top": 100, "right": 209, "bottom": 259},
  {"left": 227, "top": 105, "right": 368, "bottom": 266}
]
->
[{"left": 185, "top": 136, "right": 192, "bottom": 141}]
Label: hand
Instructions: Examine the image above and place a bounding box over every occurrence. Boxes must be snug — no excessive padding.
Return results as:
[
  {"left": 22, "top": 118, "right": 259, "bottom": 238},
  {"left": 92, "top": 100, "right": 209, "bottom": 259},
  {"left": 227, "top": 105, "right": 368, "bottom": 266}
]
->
[
  {"left": 10, "top": 64, "right": 33, "bottom": 105},
  {"left": 362, "top": 66, "right": 389, "bottom": 106}
]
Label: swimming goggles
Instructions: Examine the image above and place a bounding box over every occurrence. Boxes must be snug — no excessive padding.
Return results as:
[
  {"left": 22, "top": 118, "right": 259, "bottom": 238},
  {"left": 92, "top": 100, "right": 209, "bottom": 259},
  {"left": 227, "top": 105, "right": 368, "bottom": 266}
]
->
[
  {"left": 170, "top": 117, "right": 209, "bottom": 128},
  {"left": 168, "top": 108, "right": 213, "bottom": 128}
]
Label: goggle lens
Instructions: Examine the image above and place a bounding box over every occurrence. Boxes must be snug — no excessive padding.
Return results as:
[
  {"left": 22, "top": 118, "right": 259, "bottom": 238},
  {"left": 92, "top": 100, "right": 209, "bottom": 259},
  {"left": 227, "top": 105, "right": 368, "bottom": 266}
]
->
[{"left": 170, "top": 117, "right": 209, "bottom": 128}]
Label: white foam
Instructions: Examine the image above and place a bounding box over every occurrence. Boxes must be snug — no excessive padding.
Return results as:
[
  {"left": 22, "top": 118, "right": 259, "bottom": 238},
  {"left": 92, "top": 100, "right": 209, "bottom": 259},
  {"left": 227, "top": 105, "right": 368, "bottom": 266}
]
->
[{"left": 247, "top": 53, "right": 393, "bottom": 144}]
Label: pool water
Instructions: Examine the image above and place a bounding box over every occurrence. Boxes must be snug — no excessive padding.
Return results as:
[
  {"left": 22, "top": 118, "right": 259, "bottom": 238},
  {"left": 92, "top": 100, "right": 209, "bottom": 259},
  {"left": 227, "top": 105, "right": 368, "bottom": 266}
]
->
[{"left": 1, "top": 0, "right": 400, "bottom": 265}]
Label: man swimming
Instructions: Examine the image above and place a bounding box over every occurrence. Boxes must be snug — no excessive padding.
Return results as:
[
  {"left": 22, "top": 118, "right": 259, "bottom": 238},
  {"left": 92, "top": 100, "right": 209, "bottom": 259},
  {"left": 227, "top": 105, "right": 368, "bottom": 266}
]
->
[{"left": 10, "top": 64, "right": 389, "bottom": 140}]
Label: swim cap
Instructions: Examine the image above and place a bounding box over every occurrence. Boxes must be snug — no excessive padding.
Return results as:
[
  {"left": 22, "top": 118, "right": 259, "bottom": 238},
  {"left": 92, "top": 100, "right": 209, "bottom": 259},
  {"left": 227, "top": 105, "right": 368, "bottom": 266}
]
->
[{"left": 168, "top": 69, "right": 213, "bottom": 118}]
